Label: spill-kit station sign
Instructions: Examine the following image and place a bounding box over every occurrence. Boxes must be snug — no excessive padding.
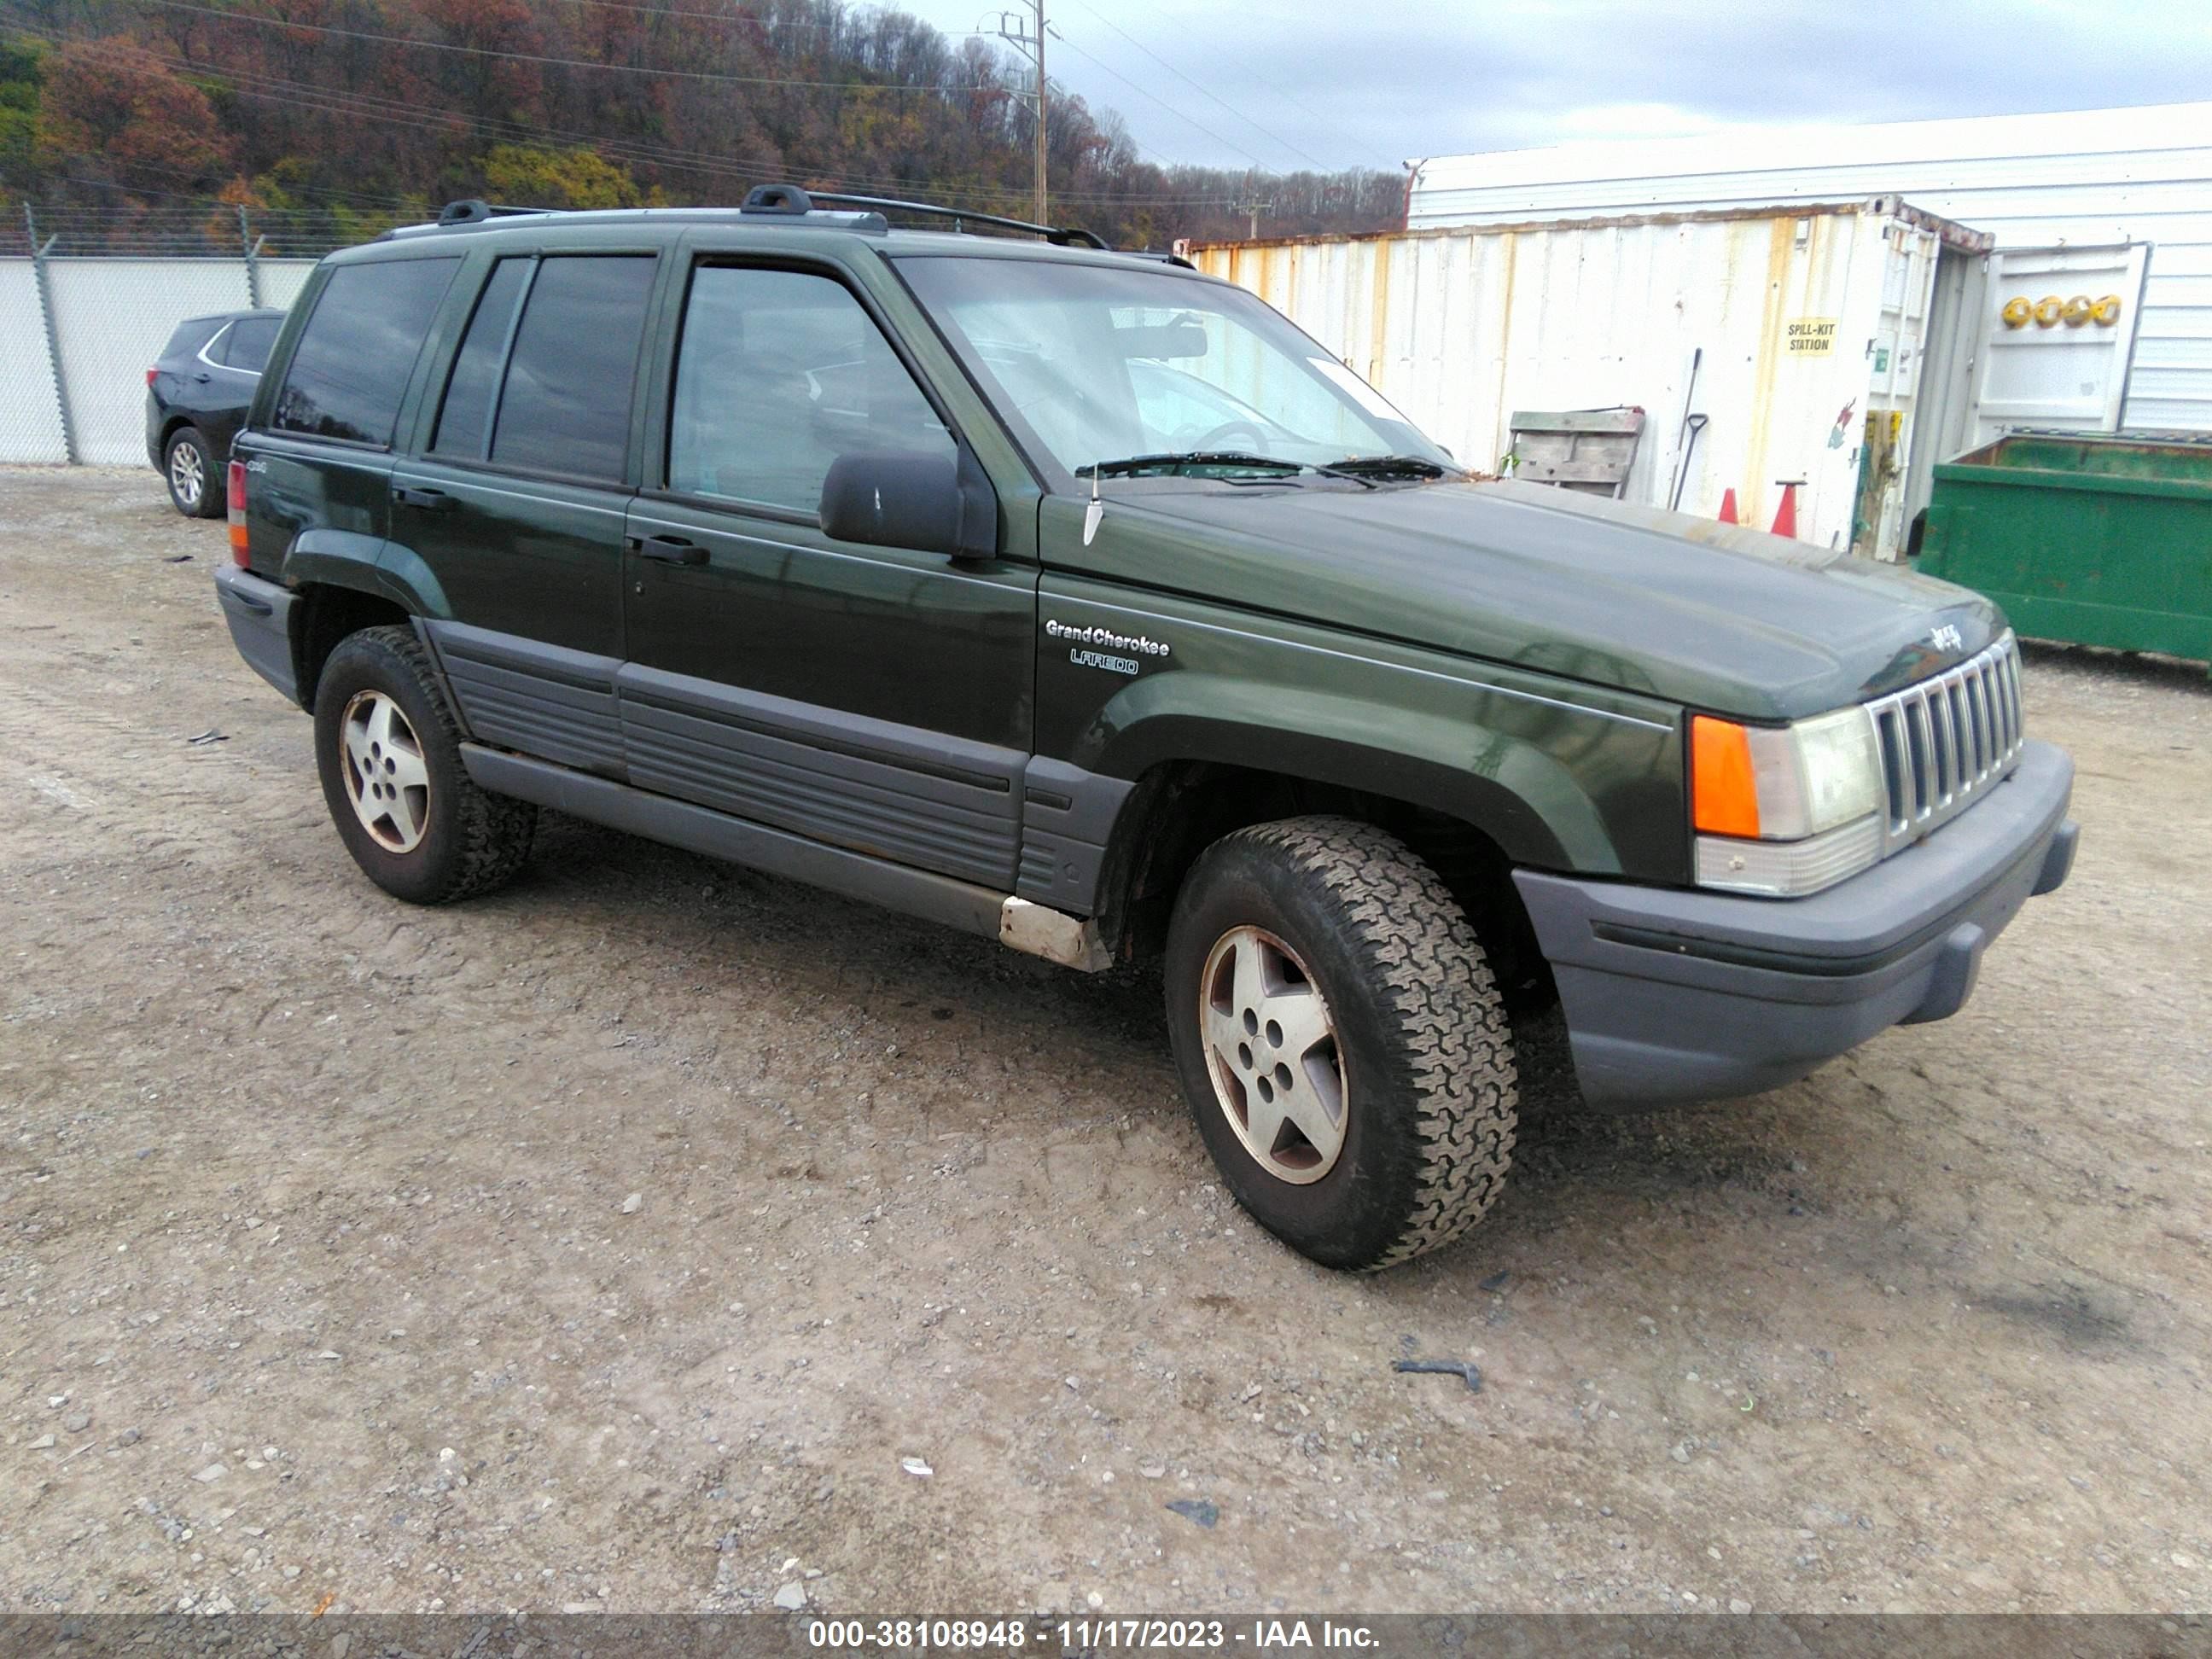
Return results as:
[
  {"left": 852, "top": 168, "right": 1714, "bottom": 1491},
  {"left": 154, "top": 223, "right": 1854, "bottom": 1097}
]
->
[{"left": 1786, "top": 316, "right": 1838, "bottom": 357}]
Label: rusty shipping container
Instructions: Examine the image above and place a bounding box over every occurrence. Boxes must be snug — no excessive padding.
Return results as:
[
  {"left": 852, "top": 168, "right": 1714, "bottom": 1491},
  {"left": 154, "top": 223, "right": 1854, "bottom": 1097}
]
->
[{"left": 1186, "top": 198, "right": 1994, "bottom": 562}]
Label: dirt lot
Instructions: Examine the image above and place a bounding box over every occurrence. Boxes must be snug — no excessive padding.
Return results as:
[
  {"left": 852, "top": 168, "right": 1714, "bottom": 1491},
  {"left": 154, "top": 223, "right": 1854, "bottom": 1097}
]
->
[{"left": 3, "top": 466, "right": 2209, "bottom": 1619}]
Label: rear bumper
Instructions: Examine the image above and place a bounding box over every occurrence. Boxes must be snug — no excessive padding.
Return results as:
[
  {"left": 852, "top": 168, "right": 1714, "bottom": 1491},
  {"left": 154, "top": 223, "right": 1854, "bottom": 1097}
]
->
[
  {"left": 1514, "top": 739, "right": 2076, "bottom": 1109},
  {"left": 213, "top": 565, "right": 300, "bottom": 705}
]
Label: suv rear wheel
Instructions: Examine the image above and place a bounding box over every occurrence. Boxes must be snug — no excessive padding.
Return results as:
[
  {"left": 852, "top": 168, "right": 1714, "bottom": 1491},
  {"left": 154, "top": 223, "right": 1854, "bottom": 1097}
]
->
[
  {"left": 164, "top": 427, "right": 221, "bottom": 519},
  {"left": 1164, "top": 816, "right": 1517, "bottom": 1270},
  {"left": 313, "top": 626, "right": 536, "bottom": 904}
]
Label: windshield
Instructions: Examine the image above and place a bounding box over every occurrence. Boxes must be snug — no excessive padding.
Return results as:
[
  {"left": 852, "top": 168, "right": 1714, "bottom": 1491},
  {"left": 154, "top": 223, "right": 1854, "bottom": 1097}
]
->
[{"left": 894, "top": 256, "right": 1452, "bottom": 484}]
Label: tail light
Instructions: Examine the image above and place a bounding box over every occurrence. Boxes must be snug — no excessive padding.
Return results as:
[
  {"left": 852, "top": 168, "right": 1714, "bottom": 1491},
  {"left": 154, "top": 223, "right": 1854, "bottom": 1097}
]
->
[
  {"left": 226, "top": 460, "right": 249, "bottom": 566},
  {"left": 146, "top": 366, "right": 159, "bottom": 387}
]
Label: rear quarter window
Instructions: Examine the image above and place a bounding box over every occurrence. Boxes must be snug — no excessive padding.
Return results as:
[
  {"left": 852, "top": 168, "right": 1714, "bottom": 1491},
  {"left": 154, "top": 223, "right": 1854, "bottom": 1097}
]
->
[
  {"left": 273, "top": 258, "right": 460, "bottom": 446},
  {"left": 160, "top": 317, "right": 224, "bottom": 360},
  {"left": 222, "top": 316, "right": 282, "bottom": 375}
]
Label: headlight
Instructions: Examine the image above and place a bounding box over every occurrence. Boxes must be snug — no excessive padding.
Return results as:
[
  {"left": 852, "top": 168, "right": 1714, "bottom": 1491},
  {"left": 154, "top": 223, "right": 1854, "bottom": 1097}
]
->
[{"left": 1691, "top": 707, "right": 1883, "bottom": 896}]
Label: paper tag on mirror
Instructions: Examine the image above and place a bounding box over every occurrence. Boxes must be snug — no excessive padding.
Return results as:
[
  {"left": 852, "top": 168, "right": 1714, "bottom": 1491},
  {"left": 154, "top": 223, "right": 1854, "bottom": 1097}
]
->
[{"left": 1082, "top": 497, "right": 1103, "bottom": 546}]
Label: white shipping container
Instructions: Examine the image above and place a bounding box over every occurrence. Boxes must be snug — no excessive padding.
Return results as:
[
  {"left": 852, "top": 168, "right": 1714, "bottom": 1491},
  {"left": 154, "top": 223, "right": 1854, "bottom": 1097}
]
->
[
  {"left": 1189, "top": 199, "right": 1992, "bottom": 562},
  {"left": 1406, "top": 102, "right": 2212, "bottom": 434}
]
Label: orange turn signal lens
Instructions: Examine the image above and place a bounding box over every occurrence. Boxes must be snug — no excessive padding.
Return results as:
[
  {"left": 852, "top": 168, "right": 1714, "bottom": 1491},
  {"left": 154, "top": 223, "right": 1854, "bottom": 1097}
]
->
[{"left": 1691, "top": 714, "right": 1761, "bottom": 838}]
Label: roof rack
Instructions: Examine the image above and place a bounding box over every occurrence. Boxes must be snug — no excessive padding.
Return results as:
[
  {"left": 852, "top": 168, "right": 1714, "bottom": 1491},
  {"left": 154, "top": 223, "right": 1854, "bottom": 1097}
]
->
[
  {"left": 741, "top": 183, "right": 1109, "bottom": 250},
  {"left": 436, "top": 199, "right": 556, "bottom": 226},
  {"left": 408, "top": 185, "right": 1122, "bottom": 253}
]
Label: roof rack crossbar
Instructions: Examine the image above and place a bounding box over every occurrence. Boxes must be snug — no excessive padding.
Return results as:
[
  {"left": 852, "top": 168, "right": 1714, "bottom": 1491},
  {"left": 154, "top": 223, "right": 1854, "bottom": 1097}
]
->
[{"left": 742, "top": 184, "right": 1108, "bottom": 250}]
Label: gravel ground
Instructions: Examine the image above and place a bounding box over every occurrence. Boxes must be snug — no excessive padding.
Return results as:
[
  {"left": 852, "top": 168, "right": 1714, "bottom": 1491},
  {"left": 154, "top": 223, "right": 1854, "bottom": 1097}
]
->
[{"left": 3, "top": 467, "right": 2209, "bottom": 1618}]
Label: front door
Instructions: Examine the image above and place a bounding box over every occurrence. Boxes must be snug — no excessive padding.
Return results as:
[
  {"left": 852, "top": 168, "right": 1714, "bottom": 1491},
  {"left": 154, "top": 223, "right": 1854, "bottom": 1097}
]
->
[
  {"left": 620, "top": 257, "right": 1037, "bottom": 891},
  {"left": 391, "top": 251, "right": 660, "bottom": 777}
]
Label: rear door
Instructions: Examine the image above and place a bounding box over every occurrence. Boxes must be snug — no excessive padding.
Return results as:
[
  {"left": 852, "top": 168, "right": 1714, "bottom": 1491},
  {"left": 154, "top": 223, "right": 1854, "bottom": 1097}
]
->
[
  {"left": 618, "top": 249, "right": 1037, "bottom": 892},
  {"left": 392, "top": 249, "right": 661, "bottom": 779},
  {"left": 195, "top": 314, "right": 281, "bottom": 457},
  {"left": 243, "top": 253, "right": 463, "bottom": 579}
]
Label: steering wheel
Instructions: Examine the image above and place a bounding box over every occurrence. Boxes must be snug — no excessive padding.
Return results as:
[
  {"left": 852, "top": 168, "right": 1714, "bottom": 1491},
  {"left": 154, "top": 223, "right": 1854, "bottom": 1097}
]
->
[{"left": 1190, "top": 420, "right": 1268, "bottom": 453}]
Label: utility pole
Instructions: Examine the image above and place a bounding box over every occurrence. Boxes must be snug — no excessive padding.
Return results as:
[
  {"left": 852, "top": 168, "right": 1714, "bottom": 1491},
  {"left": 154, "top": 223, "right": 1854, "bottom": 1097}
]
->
[
  {"left": 992, "top": 3, "right": 1047, "bottom": 223},
  {"left": 1235, "top": 195, "right": 1273, "bottom": 240},
  {"left": 1032, "top": 0, "right": 1046, "bottom": 225}
]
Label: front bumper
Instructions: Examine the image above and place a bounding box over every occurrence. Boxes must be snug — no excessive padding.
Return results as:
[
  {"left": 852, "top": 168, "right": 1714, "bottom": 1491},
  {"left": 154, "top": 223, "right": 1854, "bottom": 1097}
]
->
[{"left": 1515, "top": 738, "right": 2076, "bottom": 1109}]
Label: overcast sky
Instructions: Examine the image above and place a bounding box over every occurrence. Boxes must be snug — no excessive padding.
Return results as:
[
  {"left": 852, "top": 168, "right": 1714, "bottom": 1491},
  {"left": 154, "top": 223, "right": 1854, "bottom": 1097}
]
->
[{"left": 904, "top": 0, "right": 2212, "bottom": 176}]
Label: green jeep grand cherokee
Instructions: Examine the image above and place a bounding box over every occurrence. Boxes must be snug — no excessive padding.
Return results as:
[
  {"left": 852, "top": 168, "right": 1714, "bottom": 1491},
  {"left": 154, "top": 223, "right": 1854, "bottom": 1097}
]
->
[{"left": 213, "top": 185, "right": 2078, "bottom": 1271}]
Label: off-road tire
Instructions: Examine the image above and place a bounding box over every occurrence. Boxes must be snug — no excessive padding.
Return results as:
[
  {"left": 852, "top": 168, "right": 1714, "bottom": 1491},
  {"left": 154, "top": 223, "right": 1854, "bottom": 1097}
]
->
[
  {"left": 165, "top": 427, "right": 222, "bottom": 518},
  {"left": 313, "top": 625, "right": 536, "bottom": 905},
  {"left": 1165, "top": 816, "right": 1517, "bottom": 1270}
]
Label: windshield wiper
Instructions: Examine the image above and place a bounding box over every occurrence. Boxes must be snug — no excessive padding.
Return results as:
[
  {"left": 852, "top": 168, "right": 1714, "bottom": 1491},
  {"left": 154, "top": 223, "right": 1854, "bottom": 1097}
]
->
[
  {"left": 1080, "top": 451, "right": 1305, "bottom": 479},
  {"left": 1322, "top": 454, "right": 1452, "bottom": 479},
  {"left": 1078, "top": 451, "right": 1374, "bottom": 486}
]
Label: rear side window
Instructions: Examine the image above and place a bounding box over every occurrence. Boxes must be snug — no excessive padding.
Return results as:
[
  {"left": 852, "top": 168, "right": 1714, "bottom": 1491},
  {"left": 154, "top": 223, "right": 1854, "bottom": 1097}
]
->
[
  {"left": 161, "top": 317, "right": 224, "bottom": 360},
  {"left": 273, "top": 258, "right": 459, "bottom": 446},
  {"left": 486, "top": 256, "right": 655, "bottom": 480},
  {"left": 222, "top": 317, "right": 281, "bottom": 375},
  {"left": 432, "top": 259, "right": 532, "bottom": 458}
]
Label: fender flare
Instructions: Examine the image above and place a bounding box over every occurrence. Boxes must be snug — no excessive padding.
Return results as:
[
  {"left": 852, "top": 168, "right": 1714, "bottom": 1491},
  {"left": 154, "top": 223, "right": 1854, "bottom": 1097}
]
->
[
  {"left": 281, "top": 529, "right": 452, "bottom": 619},
  {"left": 279, "top": 531, "right": 455, "bottom": 712},
  {"left": 1093, "top": 713, "right": 1580, "bottom": 875}
]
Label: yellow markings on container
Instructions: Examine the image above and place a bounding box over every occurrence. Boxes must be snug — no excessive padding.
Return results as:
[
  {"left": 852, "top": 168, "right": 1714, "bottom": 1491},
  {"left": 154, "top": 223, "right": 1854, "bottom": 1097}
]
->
[{"left": 1785, "top": 316, "right": 1838, "bottom": 356}]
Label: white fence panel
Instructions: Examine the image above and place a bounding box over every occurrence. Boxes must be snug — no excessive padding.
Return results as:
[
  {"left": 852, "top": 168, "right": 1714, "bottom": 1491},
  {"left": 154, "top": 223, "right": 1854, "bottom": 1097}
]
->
[
  {"left": 0, "top": 254, "right": 324, "bottom": 467},
  {"left": 259, "top": 259, "right": 320, "bottom": 309},
  {"left": 0, "top": 261, "right": 68, "bottom": 464},
  {"left": 49, "top": 260, "right": 259, "bottom": 464}
]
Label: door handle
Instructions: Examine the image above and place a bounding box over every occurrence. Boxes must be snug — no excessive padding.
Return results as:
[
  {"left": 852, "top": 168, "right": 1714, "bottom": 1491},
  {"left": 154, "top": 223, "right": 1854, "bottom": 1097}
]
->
[
  {"left": 393, "top": 486, "right": 451, "bottom": 509},
  {"left": 636, "top": 533, "right": 707, "bottom": 567}
]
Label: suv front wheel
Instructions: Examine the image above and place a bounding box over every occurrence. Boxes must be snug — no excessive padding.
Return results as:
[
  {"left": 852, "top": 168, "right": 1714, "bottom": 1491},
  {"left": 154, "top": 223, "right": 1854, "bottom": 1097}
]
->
[
  {"left": 313, "top": 626, "right": 537, "bottom": 905},
  {"left": 1164, "top": 817, "right": 1518, "bottom": 1270}
]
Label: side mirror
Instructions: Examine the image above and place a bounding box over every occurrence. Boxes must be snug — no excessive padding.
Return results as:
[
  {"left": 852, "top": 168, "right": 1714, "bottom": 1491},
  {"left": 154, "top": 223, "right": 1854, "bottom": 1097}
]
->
[{"left": 818, "top": 448, "right": 997, "bottom": 561}]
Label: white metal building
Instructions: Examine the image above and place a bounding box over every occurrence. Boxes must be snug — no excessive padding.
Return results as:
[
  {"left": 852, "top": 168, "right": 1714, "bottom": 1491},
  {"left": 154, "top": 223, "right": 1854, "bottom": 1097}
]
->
[{"left": 1406, "top": 102, "right": 2212, "bottom": 434}]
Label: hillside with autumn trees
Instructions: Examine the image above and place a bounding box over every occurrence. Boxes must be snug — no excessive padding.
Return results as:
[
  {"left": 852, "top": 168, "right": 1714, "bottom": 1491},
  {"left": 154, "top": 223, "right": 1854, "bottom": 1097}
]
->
[{"left": 0, "top": 0, "right": 1402, "bottom": 253}]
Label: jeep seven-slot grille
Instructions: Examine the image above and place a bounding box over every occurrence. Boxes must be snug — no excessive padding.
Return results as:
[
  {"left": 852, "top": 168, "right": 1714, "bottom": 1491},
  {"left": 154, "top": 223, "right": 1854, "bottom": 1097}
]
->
[{"left": 1866, "top": 632, "right": 2023, "bottom": 854}]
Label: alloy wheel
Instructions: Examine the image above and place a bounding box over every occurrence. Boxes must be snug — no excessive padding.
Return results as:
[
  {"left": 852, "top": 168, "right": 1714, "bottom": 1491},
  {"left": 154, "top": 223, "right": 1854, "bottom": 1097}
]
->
[
  {"left": 1197, "top": 924, "right": 1348, "bottom": 1184},
  {"left": 339, "top": 690, "right": 431, "bottom": 853}
]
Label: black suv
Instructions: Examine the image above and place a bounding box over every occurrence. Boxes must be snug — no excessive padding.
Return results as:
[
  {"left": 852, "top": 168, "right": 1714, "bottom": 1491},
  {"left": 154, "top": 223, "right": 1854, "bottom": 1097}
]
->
[
  {"left": 212, "top": 187, "right": 2076, "bottom": 1270},
  {"left": 146, "top": 307, "right": 285, "bottom": 516}
]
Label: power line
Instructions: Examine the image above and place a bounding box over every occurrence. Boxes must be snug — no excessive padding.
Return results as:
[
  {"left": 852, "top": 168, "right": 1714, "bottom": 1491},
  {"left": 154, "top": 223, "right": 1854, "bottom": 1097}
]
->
[
  {"left": 123, "top": 35, "right": 1238, "bottom": 205},
  {"left": 1056, "top": 0, "right": 1331, "bottom": 171},
  {"left": 131, "top": 0, "right": 987, "bottom": 96},
  {"left": 32, "top": 21, "right": 1291, "bottom": 224},
  {"left": 1045, "top": 29, "right": 1267, "bottom": 172},
  {"left": 38, "top": 28, "right": 1033, "bottom": 203}
]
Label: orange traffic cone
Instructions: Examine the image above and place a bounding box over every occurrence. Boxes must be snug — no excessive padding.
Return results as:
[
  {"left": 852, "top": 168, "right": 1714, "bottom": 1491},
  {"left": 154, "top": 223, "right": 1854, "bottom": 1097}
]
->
[
  {"left": 1718, "top": 488, "right": 1738, "bottom": 525},
  {"left": 1771, "top": 480, "right": 1802, "bottom": 538}
]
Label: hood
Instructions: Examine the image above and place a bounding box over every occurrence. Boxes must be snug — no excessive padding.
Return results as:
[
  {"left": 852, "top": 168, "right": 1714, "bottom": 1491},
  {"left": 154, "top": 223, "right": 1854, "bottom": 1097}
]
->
[{"left": 1081, "top": 475, "right": 2002, "bottom": 720}]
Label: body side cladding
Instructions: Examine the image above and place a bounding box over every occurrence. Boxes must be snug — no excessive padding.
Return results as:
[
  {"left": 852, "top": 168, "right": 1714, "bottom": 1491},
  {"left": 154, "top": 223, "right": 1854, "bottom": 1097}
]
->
[
  {"left": 425, "top": 620, "right": 625, "bottom": 779},
  {"left": 1016, "top": 756, "right": 1135, "bottom": 913},
  {"left": 617, "top": 661, "right": 1027, "bottom": 888},
  {"left": 458, "top": 744, "right": 1107, "bottom": 970}
]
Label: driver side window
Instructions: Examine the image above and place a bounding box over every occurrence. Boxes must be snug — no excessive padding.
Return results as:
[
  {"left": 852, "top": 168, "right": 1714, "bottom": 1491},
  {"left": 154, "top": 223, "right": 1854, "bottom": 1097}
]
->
[{"left": 668, "top": 265, "right": 952, "bottom": 515}]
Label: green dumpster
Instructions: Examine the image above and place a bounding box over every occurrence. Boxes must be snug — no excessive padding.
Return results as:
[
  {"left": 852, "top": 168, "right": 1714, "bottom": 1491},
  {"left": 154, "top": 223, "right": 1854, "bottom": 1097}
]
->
[{"left": 1918, "top": 431, "right": 2212, "bottom": 672}]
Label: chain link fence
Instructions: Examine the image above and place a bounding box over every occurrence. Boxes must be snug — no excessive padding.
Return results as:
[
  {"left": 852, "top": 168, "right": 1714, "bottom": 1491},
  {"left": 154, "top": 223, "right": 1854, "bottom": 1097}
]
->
[{"left": 2, "top": 202, "right": 387, "bottom": 466}]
